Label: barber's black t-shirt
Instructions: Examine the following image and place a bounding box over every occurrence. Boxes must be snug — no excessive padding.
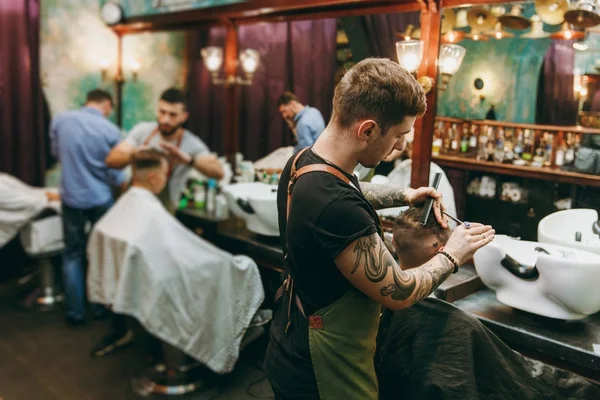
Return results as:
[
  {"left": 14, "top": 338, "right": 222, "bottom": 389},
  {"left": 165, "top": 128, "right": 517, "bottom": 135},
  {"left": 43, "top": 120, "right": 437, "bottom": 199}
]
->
[{"left": 265, "top": 148, "right": 380, "bottom": 398}]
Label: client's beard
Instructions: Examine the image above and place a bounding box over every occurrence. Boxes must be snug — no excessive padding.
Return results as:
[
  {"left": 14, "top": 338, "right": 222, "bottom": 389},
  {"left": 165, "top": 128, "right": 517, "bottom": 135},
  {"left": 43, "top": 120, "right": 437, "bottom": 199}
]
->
[{"left": 158, "top": 121, "right": 182, "bottom": 137}]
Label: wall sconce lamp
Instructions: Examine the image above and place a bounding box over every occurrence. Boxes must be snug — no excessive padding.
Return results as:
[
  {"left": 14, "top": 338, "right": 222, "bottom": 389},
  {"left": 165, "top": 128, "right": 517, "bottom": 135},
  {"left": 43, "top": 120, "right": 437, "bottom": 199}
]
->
[
  {"left": 574, "top": 74, "right": 589, "bottom": 100},
  {"left": 100, "top": 58, "right": 141, "bottom": 83},
  {"left": 395, "top": 40, "right": 434, "bottom": 92},
  {"left": 474, "top": 78, "right": 485, "bottom": 101},
  {"left": 201, "top": 46, "right": 260, "bottom": 86},
  {"left": 396, "top": 41, "right": 466, "bottom": 93},
  {"left": 128, "top": 59, "right": 141, "bottom": 82},
  {"left": 100, "top": 58, "right": 111, "bottom": 81},
  {"left": 438, "top": 44, "right": 467, "bottom": 91}
]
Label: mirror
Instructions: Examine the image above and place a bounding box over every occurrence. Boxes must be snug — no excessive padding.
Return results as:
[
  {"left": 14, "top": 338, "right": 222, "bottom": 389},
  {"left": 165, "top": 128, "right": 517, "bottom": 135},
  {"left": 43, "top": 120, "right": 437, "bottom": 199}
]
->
[
  {"left": 436, "top": 0, "right": 600, "bottom": 126},
  {"left": 187, "top": 11, "right": 421, "bottom": 167}
]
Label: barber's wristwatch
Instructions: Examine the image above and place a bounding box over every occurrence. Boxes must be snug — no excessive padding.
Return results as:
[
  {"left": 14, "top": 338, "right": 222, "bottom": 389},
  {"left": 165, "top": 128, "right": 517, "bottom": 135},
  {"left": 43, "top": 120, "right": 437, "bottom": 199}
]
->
[{"left": 188, "top": 153, "right": 195, "bottom": 166}]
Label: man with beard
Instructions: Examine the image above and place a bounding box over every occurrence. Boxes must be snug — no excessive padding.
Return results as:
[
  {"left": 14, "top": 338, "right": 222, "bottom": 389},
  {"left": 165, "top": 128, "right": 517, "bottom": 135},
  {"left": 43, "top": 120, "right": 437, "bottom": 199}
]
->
[
  {"left": 105, "top": 88, "right": 224, "bottom": 211},
  {"left": 277, "top": 91, "right": 325, "bottom": 153}
]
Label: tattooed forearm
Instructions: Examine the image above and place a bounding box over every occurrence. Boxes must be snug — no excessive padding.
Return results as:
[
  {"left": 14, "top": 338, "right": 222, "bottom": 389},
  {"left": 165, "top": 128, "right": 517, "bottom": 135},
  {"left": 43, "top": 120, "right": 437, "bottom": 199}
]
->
[
  {"left": 359, "top": 183, "right": 409, "bottom": 210},
  {"left": 351, "top": 235, "right": 387, "bottom": 282},
  {"left": 350, "top": 233, "right": 454, "bottom": 307},
  {"left": 382, "top": 256, "right": 453, "bottom": 304}
]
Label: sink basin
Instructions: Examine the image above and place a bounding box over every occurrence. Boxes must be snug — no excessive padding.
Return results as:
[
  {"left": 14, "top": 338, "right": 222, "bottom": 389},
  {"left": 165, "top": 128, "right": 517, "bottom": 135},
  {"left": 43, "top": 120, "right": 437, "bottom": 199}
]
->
[
  {"left": 222, "top": 183, "right": 279, "bottom": 237},
  {"left": 538, "top": 209, "right": 600, "bottom": 255},
  {"left": 473, "top": 234, "right": 600, "bottom": 320}
]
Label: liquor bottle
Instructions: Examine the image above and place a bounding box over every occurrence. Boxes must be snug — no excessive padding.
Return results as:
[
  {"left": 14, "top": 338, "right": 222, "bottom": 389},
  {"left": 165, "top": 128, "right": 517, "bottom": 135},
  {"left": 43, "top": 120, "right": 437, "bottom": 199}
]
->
[
  {"left": 555, "top": 138, "right": 566, "bottom": 167},
  {"left": 521, "top": 129, "right": 533, "bottom": 161},
  {"left": 543, "top": 133, "right": 553, "bottom": 167},
  {"left": 450, "top": 124, "right": 459, "bottom": 151},
  {"left": 564, "top": 133, "right": 575, "bottom": 165},
  {"left": 493, "top": 128, "right": 505, "bottom": 163},
  {"left": 514, "top": 129, "right": 524, "bottom": 159},
  {"left": 460, "top": 131, "right": 469, "bottom": 153},
  {"left": 477, "top": 126, "right": 489, "bottom": 161},
  {"left": 469, "top": 124, "right": 478, "bottom": 150}
]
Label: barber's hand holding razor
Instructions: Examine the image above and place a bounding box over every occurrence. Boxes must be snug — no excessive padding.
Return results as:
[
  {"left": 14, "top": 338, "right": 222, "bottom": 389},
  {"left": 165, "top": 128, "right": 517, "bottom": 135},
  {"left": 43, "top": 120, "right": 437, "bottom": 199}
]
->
[
  {"left": 403, "top": 187, "right": 447, "bottom": 228},
  {"left": 443, "top": 223, "right": 495, "bottom": 265}
]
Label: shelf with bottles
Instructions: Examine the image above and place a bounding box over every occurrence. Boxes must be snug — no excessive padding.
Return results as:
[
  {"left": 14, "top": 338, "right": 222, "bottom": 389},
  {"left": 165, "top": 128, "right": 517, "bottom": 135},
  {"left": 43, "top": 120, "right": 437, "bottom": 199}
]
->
[
  {"left": 432, "top": 116, "right": 600, "bottom": 187},
  {"left": 178, "top": 178, "right": 230, "bottom": 219}
]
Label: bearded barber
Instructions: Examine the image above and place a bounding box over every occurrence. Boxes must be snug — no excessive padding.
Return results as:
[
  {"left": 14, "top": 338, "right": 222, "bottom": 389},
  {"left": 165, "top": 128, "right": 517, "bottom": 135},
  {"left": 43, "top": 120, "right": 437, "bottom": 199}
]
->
[{"left": 105, "top": 88, "right": 224, "bottom": 211}]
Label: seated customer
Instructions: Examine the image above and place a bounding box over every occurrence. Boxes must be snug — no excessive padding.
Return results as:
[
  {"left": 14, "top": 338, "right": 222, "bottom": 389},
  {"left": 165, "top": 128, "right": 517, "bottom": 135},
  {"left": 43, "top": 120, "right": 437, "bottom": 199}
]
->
[
  {"left": 0, "top": 172, "right": 61, "bottom": 248},
  {"left": 376, "top": 207, "right": 599, "bottom": 400},
  {"left": 87, "top": 149, "right": 265, "bottom": 374}
]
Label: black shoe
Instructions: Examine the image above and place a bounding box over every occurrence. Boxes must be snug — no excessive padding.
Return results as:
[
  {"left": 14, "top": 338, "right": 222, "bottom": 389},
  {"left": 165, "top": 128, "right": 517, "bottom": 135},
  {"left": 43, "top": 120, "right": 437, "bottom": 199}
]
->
[
  {"left": 90, "top": 330, "right": 135, "bottom": 358},
  {"left": 65, "top": 316, "right": 87, "bottom": 327}
]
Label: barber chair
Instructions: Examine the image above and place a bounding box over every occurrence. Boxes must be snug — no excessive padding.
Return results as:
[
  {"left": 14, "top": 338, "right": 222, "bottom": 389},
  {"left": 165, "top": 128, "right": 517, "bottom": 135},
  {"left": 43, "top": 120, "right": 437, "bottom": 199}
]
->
[
  {"left": 18, "top": 210, "right": 64, "bottom": 310},
  {"left": 130, "top": 317, "right": 269, "bottom": 398}
]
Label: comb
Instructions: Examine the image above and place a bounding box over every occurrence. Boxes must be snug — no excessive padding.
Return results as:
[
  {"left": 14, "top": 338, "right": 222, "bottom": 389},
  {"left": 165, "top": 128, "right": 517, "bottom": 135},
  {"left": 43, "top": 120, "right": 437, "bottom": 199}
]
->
[{"left": 420, "top": 172, "right": 442, "bottom": 225}]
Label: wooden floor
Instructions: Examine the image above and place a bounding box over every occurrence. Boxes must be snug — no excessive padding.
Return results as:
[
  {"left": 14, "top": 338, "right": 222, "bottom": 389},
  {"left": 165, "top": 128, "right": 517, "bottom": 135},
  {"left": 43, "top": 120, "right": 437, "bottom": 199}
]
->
[{"left": 0, "top": 275, "right": 274, "bottom": 400}]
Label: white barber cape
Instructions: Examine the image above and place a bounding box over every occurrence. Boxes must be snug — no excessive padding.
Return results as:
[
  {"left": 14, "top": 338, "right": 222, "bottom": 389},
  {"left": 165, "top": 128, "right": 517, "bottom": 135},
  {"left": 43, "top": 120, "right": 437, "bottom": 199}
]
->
[
  {"left": 0, "top": 173, "right": 59, "bottom": 248},
  {"left": 87, "top": 187, "right": 265, "bottom": 373}
]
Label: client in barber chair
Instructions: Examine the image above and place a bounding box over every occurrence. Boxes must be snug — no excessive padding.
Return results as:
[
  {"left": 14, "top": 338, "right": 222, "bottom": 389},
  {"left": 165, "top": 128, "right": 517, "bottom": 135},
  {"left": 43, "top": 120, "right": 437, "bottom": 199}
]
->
[
  {"left": 0, "top": 173, "right": 62, "bottom": 280},
  {"left": 376, "top": 207, "right": 600, "bottom": 400},
  {"left": 87, "top": 148, "right": 266, "bottom": 375}
]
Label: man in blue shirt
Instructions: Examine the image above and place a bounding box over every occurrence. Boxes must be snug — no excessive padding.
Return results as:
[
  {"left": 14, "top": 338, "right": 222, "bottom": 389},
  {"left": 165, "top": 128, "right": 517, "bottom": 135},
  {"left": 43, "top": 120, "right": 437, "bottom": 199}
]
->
[
  {"left": 277, "top": 91, "right": 325, "bottom": 153},
  {"left": 50, "top": 89, "right": 125, "bottom": 325}
]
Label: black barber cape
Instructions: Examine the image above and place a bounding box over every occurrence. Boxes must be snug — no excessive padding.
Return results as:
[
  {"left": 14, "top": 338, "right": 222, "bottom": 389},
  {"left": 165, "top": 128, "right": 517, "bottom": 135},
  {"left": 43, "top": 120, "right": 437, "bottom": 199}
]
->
[{"left": 376, "top": 297, "right": 599, "bottom": 400}]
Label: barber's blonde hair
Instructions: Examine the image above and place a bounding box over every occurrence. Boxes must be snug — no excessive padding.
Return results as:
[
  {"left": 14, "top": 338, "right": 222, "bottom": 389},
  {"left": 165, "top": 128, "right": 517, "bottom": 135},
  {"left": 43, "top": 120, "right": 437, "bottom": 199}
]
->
[
  {"left": 131, "top": 148, "right": 167, "bottom": 171},
  {"left": 393, "top": 206, "right": 451, "bottom": 252},
  {"left": 332, "top": 58, "right": 427, "bottom": 134}
]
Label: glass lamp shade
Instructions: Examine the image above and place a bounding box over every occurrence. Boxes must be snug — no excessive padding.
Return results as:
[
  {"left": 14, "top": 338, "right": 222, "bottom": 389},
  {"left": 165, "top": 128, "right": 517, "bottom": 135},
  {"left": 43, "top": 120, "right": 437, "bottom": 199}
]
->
[
  {"left": 240, "top": 49, "right": 260, "bottom": 74},
  {"left": 439, "top": 44, "right": 466, "bottom": 76},
  {"left": 395, "top": 40, "right": 424, "bottom": 73},
  {"left": 201, "top": 46, "right": 223, "bottom": 73}
]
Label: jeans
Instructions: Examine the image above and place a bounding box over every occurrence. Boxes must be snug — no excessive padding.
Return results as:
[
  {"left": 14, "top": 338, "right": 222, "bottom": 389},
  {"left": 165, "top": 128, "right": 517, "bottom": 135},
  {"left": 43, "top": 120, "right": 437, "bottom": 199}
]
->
[{"left": 61, "top": 201, "right": 113, "bottom": 320}]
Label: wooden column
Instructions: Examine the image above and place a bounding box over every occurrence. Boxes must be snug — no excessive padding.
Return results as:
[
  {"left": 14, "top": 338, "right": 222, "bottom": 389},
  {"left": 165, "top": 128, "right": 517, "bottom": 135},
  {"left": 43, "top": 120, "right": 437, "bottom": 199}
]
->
[
  {"left": 115, "top": 34, "right": 125, "bottom": 128},
  {"left": 223, "top": 20, "right": 239, "bottom": 168},
  {"left": 410, "top": 0, "right": 442, "bottom": 188}
]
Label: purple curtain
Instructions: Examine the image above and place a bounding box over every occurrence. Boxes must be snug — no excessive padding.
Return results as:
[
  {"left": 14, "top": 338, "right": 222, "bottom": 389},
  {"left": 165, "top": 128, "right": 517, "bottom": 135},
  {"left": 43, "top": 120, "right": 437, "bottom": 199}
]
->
[
  {"left": 187, "top": 27, "right": 227, "bottom": 155},
  {"left": 360, "top": 12, "right": 420, "bottom": 59},
  {"left": 188, "top": 19, "right": 337, "bottom": 161},
  {"left": 537, "top": 41, "right": 579, "bottom": 125},
  {"left": 0, "top": 0, "right": 45, "bottom": 185}
]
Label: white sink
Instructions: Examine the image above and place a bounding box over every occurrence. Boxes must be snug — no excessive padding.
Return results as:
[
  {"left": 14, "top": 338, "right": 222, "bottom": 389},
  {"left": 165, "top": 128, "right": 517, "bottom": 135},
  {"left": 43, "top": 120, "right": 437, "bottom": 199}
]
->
[
  {"left": 473, "top": 235, "right": 600, "bottom": 320},
  {"left": 222, "top": 183, "right": 279, "bottom": 237},
  {"left": 538, "top": 209, "right": 600, "bottom": 255}
]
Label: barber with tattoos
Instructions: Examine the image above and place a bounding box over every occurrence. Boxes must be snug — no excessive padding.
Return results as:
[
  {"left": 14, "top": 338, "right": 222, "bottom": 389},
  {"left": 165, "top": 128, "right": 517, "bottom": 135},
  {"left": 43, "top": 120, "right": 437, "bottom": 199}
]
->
[{"left": 265, "top": 58, "right": 495, "bottom": 400}]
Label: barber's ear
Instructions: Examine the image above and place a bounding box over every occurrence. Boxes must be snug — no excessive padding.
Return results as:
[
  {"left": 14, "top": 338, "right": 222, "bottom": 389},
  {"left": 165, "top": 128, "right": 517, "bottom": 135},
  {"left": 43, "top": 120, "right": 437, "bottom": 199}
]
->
[{"left": 357, "top": 120, "right": 378, "bottom": 142}]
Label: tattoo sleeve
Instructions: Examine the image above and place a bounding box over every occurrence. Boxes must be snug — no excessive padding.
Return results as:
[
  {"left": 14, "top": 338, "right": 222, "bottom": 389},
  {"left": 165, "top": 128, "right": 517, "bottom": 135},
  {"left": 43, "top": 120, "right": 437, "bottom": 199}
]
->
[
  {"left": 359, "top": 182, "right": 410, "bottom": 210},
  {"left": 351, "top": 234, "right": 454, "bottom": 306}
]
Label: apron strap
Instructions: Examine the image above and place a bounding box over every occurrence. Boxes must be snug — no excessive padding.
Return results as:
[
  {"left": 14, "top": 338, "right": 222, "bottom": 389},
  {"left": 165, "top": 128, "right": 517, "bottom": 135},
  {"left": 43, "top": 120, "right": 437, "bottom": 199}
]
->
[{"left": 279, "top": 148, "right": 353, "bottom": 333}]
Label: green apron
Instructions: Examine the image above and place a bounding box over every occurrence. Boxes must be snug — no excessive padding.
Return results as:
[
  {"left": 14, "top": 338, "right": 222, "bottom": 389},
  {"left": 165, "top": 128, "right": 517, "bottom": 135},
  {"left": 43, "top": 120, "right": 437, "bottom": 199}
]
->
[{"left": 279, "top": 148, "right": 382, "bottom": 400}]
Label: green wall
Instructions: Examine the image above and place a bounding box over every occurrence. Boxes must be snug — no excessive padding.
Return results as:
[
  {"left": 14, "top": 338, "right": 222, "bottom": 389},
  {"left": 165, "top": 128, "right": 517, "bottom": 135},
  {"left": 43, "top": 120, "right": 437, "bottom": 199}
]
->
[
  {"left": 436, "top": 36, "right": 551, "bottom": 123},
  {"left": 41, "top": 0, "right": 186, "bottom": 133},
  {"left": 41, "top": 0, "right": 186, "bottom": 185}
]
